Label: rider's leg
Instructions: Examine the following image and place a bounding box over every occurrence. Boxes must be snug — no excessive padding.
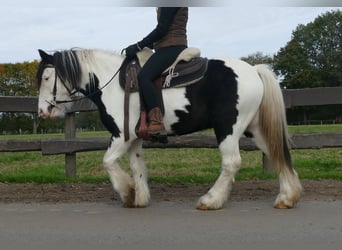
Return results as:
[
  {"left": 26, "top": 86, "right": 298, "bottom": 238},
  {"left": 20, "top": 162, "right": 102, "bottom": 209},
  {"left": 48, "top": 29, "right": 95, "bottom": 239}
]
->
[{"left": 138, "top": 45, "right": 186, "bottom": 134}]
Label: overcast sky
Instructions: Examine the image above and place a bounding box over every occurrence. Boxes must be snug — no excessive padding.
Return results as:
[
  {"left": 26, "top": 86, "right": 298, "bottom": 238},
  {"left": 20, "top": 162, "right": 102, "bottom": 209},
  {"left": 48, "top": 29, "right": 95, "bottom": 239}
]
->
[{"left": 1, "top": 1, "right": 340, "bottom": 63}]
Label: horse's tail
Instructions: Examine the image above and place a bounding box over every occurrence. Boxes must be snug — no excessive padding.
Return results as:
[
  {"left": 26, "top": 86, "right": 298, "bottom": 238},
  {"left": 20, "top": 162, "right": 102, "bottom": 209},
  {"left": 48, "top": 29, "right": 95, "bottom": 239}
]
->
[
  {"left": 255, "top": 64, "right": 303, "bottom": 208},
  {"left": 254, "top": 64, "right": 292, "bottom": 172}
]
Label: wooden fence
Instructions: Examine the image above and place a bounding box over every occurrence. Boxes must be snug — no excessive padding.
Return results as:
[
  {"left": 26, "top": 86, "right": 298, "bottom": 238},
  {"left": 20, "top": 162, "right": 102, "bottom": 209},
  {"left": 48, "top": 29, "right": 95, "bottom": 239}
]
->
[{"left": 1, "top": 87, "right": 342, "bottom": 177}]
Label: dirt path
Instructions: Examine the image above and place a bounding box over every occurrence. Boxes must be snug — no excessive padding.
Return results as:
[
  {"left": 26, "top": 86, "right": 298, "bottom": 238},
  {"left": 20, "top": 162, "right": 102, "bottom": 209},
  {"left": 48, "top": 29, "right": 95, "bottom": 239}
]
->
[
  {"left": 1, "top": 179, "right": 341, "bottom": 204},
  {"left": 2, "top": 201, "right": 342, "bottom": 250},
  {"left": 2, "top": 180, "right": 341, "bottom": 250}
]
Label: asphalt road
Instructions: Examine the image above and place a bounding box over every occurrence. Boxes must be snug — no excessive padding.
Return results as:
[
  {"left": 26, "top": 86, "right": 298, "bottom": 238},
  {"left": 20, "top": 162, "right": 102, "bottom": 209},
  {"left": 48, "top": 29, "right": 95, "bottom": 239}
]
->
[{"left": 0, "top": 201, "right": 341, "bottom": 250}]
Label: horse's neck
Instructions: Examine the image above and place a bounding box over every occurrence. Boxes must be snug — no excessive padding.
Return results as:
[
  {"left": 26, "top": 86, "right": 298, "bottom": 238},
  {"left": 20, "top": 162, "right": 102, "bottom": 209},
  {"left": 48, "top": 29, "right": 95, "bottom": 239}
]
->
[
  {"left": 79, "top": 50, "right": 123, "bottom": 91},
  {"left": 78, "top": 51, "right": 125, "bottom": 123}
]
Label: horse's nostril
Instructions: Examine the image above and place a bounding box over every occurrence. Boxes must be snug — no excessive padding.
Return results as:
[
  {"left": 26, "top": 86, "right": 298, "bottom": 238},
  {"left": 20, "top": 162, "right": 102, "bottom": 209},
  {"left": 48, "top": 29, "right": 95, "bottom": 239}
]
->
[{"left": 47, "top": 105, "right": 53, "bottom": 113}]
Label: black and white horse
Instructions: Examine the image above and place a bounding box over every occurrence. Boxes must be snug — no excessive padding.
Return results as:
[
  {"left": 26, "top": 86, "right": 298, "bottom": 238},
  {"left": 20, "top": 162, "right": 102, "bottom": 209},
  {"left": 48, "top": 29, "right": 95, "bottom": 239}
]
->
[{"left": 36, "top": 48, "right": 302, "bottom": 210}]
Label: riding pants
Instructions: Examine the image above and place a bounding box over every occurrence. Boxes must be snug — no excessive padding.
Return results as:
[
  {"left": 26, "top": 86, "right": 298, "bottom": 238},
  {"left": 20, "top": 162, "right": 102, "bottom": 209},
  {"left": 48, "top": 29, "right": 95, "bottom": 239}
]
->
[{"left": 138, "top": 45, "right": 186, "bottom": 112}]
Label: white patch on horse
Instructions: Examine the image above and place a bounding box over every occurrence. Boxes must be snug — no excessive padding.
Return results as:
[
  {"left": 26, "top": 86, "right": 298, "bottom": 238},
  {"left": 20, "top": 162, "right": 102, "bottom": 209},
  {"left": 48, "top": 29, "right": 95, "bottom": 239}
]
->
[{"left": 163, "top": 88, "right": 190, "bottom": 131}]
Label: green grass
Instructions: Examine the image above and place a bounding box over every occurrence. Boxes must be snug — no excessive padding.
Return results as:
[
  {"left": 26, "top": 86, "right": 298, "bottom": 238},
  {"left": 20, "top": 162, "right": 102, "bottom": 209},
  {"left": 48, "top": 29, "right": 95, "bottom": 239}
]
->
[
  {"left": 1, "top": 147, "right": 341, "bottom": 184},
  {"left": 288, "top": 124, "right": 342, "bottom": 134},
  {"left": 0, "top": 125, "right": 341, "bottom": 183}
]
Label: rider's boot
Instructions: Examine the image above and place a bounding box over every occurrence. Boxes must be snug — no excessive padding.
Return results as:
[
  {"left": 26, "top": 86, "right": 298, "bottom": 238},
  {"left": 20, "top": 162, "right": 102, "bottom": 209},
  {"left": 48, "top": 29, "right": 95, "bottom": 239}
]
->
[{"left": 147, "top": 107, "right": 167, "bottom": 143}]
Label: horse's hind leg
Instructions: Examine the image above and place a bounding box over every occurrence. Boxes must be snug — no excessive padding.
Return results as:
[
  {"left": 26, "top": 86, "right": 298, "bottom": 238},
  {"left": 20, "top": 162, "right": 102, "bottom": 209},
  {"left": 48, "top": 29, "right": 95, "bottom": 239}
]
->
[
  {"left": 247, "top": 116, "right": 302, "bottom": 208},
  {"left": 197, "top": 136, "right": 241, "bottom": 210},
  {"left": 274, "top": 166, "right": 302, "bottom": 208},
  {"left": 128, "top": 139, "right": 150, "bottom": 207},
  {"left": 103, "top": 138, "right": 135, "bottom": 207}
]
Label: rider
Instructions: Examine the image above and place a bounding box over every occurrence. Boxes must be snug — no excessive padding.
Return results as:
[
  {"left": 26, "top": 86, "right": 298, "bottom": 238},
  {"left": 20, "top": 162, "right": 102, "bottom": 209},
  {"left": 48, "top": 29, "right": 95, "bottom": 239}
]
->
[{"left": 124, "top": 7, "right": 188, "bottom": 136}]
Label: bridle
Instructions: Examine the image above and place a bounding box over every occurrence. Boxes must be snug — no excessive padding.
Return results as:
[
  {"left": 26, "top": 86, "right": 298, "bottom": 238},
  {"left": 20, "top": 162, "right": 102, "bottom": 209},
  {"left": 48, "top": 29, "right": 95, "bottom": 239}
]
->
[
  {"left": 42, "top": 64, "right": 77, "bottom": 107},
  {"left": 42, "top": 64, "right": 122, "bottom": 108}
]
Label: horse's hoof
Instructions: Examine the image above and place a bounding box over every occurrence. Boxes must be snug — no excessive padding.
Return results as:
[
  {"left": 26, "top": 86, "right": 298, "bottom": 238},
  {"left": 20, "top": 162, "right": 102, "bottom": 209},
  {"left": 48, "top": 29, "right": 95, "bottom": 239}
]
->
[
  {"left": 123, "top": 203, "right": 136, "bottom": 208},
  {"left": 196, "top": 203, "right": 210, "bottom": 210},
  {"left": 123, "top": 202, "right": 148, "bottom": 208},
  {"left": 122, "top": 187, "right": 135, "bottom": 208},
  {"left": 134, "top": 204, "right": 148, "bottom": 208},
  {"left": 274, "top": 201, "right": 293, "bottom": 209}
]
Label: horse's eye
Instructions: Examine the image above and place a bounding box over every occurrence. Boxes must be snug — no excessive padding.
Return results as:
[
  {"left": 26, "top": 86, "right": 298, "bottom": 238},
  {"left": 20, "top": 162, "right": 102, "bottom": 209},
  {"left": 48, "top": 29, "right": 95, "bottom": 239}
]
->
[{"left": 44, "top": 77, "right": 49, "bottom": 81}]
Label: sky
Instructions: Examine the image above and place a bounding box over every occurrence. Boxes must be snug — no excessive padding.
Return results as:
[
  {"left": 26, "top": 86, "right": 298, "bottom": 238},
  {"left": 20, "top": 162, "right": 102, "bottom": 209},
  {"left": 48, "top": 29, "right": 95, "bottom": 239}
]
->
[{"left": 0, "top": 1, "right": 341, "bottom": 63}]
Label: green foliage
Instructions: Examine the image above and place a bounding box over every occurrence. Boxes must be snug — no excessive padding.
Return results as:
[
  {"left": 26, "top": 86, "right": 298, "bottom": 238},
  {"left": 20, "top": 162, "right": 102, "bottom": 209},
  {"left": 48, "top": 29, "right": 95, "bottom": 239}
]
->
[
  {"left": 76, "top": 112, "right": 106, "bottom": 131},
  {"left": 240, "top": 52, "right": 274, "bottom": 66},
  {"left": 0, "top": 61, "right": 40, "bottom": 133},
  {"left": 0, "top": 61, "right": 39, "bottom": 96},
  {"left": 273, "top": 10, "right": 342, "bottom": 89},
  {"left": 0, "top": 113, "right": 34, "bottom": 133}
]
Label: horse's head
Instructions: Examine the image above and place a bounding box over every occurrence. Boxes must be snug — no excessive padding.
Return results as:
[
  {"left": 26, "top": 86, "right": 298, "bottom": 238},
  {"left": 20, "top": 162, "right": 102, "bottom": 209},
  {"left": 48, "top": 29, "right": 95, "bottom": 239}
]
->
[{"left": 36, "top": 49, "right": 79, "bottom": 119}]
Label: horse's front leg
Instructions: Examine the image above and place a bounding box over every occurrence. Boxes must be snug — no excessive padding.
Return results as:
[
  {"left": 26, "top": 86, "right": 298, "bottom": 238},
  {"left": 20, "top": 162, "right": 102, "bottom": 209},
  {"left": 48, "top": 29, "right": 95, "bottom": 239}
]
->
[
  {"left": 197, "top": 137, "right": 241, "bottom": 210},
  {"left": 103, "top": 138, "right": 134, "bottom": 207},
  {"left": 128, "top": 139, "right": 150, "bottom": 207}
]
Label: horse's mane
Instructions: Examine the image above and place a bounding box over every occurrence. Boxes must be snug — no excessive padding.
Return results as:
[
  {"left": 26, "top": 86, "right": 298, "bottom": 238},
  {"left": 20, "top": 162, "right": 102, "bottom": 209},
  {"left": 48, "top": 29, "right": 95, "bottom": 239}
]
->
[
  {"left": 53, "top": 49, "right": 84, "bottom": 90},
  {"left": 36, "top": 49, "right": 83, "bottom": 89},
  {"left": 37, "top": 48, "right": 123, "bottom": 90}
]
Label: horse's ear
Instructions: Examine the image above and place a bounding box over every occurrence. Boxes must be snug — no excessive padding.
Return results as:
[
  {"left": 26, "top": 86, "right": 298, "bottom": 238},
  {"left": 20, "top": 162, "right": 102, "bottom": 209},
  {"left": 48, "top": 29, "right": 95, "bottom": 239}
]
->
[{"left": 38, "top": 49, "right": 54, "bottom": 64}]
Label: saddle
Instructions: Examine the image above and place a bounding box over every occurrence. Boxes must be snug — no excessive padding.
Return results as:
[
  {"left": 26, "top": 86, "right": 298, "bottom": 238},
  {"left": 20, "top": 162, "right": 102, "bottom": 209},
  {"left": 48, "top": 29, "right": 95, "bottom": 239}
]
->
[{"left": 119, "top": 47, "right": 208, "bottom": 141}]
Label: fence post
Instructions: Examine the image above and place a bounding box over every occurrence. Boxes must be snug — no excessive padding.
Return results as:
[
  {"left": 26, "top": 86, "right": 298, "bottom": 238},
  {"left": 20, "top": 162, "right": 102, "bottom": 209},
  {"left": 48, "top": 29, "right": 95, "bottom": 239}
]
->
[
  {"left": 64, "top": 112, "right": 76, "bottom": 178},
  {"left": 262, "top": 153, "right": 270, "bottom": 173}
]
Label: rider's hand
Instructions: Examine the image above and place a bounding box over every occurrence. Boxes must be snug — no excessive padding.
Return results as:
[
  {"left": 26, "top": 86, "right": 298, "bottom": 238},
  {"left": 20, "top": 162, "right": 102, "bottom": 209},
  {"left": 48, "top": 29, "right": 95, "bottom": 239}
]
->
[{"left": 124, "top": 43, "right": 140, "bottom": 59}]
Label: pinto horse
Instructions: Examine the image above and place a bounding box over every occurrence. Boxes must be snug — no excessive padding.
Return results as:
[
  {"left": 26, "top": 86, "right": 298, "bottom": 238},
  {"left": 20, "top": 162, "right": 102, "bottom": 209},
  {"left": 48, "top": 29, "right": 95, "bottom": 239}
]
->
[{"left": 36, "top": 48, "right": 302, "bottom": 210}]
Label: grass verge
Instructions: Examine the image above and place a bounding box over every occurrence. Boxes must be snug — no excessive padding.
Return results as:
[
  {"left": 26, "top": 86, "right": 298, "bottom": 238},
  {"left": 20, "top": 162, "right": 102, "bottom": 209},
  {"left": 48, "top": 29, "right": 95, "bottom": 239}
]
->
[
  {"left": 0, "top": 125, "right": 341, "bottom": 183},
  {"left": 0, "top": 147, "right": 341, "bottom": 184}
]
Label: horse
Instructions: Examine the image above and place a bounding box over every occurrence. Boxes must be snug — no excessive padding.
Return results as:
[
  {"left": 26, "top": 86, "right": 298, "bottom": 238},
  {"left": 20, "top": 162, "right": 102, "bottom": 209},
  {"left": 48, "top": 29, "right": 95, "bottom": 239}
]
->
[{"left": 36, "top": 48, "right": 303, "bottom": 210}]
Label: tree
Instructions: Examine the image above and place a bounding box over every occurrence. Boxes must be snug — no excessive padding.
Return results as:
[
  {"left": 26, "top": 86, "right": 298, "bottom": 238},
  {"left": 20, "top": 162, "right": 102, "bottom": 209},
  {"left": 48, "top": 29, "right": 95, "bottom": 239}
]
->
[
  {"left": 0, "top": 61, "right": 39, "bottom": 96},
  {"left": 273, "top": 10, "right": 342, "bottom": 89},
  {"left": 240, "top": 52, "right": 274, "bottom": 66},
  {"left": 0, "top": 61, "right": 39, "bottom": 133},
  {"left": 76, "top": 112, "right": 106, "bottom": 131},
  {"left": 273, "top": 10, "right": 342, "bottom": 124}
]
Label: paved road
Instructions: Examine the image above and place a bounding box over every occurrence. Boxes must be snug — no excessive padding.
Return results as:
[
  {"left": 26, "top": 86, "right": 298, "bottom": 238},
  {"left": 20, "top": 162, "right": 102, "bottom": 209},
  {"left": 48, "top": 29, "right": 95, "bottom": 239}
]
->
[{"left": 0, "top": 201, "right": 341, "bottom": 250}]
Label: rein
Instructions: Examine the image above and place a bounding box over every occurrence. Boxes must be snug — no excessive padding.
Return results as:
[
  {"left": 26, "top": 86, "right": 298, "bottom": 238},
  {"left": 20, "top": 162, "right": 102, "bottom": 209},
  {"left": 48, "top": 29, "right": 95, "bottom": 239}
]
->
[{"left": 45, "top": 64, "right": 122, "bottom": 107}]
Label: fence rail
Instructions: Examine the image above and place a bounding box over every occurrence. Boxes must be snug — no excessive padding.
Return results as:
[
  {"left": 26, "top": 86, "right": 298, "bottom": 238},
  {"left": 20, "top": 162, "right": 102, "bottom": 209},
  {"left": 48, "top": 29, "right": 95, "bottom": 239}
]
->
[
  {"left": 1, "top": 86, "right": 342, "bottom": 177},
  {"left": 1, "top": 133, "right": 342, "bottom": 154},
  {"left": 1, "top": 87, "right": 342, "bottom": 112}
]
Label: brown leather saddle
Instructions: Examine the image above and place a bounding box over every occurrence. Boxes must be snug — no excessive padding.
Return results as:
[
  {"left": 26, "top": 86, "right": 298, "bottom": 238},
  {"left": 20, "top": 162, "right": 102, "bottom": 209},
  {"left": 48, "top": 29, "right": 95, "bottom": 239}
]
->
[{"left": 119, "top": 48, "right": 208, "bottom": 142}]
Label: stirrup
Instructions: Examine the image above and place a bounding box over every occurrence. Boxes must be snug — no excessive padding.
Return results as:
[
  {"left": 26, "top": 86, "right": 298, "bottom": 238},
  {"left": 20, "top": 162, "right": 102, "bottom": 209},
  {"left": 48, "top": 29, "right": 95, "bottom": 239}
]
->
[{"left": 149, "top": 131, "right": 168, "bottom": 144}]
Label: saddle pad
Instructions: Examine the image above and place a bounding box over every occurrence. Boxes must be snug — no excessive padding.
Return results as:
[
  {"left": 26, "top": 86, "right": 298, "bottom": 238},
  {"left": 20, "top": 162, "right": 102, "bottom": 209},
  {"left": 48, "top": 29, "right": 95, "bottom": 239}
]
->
[
  {"left": 137, "top": 47, "right": 201, "bottom": 71},
  {"left": 162, "top": 57, "right": 208, "bottom": 88}
]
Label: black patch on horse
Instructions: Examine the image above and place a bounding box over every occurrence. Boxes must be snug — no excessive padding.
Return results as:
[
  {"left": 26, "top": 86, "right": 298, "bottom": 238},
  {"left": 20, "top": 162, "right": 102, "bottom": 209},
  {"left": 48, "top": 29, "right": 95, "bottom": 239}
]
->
[
  {"left": 171, "top": 59, "right": 239, "bottom": 145},
  {"left": 80, "top": 73, "right": 121, "bottom": 138}
]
